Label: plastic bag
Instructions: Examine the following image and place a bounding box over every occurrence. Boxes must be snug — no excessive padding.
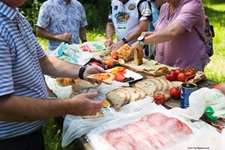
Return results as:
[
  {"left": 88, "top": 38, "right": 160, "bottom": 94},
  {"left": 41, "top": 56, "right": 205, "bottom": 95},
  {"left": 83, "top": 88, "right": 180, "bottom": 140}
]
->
[
  {"left": 171, "top": 87, "right": 225, "bottom": 121},
  {"left": 47, "top": 42, "right": 93, "bottom": 65}
]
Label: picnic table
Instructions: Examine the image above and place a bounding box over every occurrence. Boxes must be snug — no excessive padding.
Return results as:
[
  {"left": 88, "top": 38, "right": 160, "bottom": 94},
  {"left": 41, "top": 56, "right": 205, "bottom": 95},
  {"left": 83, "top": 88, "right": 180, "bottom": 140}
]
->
[{"left": 47, "top": 77, "right": 218, "bottom": 150}]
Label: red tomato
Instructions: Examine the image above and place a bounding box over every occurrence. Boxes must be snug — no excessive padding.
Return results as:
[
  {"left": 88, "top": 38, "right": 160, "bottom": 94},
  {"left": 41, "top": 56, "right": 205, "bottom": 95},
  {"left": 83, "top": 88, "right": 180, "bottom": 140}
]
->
[
  {"left": 114, "top": 74, "right": 126, "bottom": 82},
  {"left": 177, "top": 72, "right": 187, "bottom": 82},
  {"left": 112, "top": 55, "right": 119, "bottom": 60},
  {"left": 166, "top": 70, "right": 176, "bottom": 81},
  {"left": 184, "top": 66, "right": 196, "bottom": 77},
  {"left": 214, "top": 84, "right": 220, "bottom": 89},
  {"left": 153, "top": 93, "right": 166, "bottom": 105},
  {"left": 170, "top": 87, "right": 181, "bottom": 99},
  {"left": 174, "top": 69, "right": 182, "bottom": 79}
]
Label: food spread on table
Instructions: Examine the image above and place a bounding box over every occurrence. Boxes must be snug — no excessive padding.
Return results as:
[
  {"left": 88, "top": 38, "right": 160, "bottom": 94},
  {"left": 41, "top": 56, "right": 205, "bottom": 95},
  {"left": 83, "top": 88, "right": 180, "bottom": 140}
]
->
[{"left": 45, "top": 42, "right": 224, "bottom": 149}]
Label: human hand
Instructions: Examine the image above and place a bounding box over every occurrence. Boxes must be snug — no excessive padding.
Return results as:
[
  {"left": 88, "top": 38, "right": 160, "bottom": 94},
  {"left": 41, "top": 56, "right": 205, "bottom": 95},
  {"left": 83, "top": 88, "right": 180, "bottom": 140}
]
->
[
  {"left": 68, "top": 92, "right": 103, "bottom": 116},
  {"left": 141, "top": 31, "right": 154, "bottom": 37},
  {"left": 130, "top": 41, "right": 143, "bottom": 56},
  {"left": 58, "top": 32, "right": 72, "bottom": 43},
  {"left": 108, "top": 40, "right": 124, "bottom": 51},
  {"left": 104, "top": 40, "right": 113, "bottom": 50},
  {"left": 83, "top": 66, "right": 106, "bottom": 84}
]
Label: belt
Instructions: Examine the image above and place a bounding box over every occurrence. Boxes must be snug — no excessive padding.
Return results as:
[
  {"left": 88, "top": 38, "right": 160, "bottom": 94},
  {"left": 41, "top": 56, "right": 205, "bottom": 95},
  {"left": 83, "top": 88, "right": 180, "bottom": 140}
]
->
[{"left": 0, "top": 128, "right": 42, "bottom": 142}]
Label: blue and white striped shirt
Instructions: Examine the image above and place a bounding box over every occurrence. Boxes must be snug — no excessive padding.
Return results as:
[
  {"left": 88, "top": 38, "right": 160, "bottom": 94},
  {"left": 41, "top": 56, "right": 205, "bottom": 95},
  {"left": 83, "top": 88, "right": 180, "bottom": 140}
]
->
[{"left": 0, "top": 2, "right": 48, "bottom": 139}]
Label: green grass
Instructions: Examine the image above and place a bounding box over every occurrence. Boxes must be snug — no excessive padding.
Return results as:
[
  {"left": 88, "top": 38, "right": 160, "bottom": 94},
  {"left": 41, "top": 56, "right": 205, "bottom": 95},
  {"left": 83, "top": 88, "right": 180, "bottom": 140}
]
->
[
  {"left": 40, "top": 2, "right": 225, "bottom": 150},
  {"left": 203, "top": 3, "right": 225, "bottom": 82}
]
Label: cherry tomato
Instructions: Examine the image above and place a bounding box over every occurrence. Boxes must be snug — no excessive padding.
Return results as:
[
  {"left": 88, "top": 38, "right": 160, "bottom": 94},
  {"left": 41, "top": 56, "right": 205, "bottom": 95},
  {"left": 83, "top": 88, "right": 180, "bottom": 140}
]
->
[
  {"left": 166, "top": 70, "right": 176, "bottom": 81},
  {"left": 114, "top": 74, "right": 126, "bottom": 82},
  {"left": 184, "top": 66, "right": 196, "bottom": 77},
  {"left": 153, "top": 93, "right": 166, "bottom": 105},
  {"left": 177, "top": 72, "right": 187, "bottom": 82},
  {"left": 112, "top": 55, "right": 119, "bottom": 60},
  {"left": 170, "top": 87, "right": 181, "bottom": 99},
  {"left": 174, "top": 69, "right": 182, "bottom": 79}
]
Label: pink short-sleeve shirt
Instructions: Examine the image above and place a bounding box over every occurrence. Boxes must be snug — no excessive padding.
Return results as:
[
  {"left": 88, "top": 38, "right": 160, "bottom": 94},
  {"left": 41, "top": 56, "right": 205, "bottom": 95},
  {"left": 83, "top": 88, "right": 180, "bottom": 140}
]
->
[{"left": 154, "top": 0, "right": 210, "bottom": 71}]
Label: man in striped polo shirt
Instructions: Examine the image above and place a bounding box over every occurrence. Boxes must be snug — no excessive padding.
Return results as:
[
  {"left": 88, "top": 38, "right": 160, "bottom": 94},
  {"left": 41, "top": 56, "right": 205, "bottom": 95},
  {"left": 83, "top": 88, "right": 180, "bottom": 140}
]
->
[{"left": 0, "top": 0, "right": 104, "bottom": 149}]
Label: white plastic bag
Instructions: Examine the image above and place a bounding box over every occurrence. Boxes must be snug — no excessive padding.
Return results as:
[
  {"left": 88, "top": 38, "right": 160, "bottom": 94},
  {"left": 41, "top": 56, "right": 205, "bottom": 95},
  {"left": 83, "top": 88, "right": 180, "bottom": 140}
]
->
[
  {"left": 171, "top": 87, "right": 225, "bottom": 120},
  {"left": 47, "top": 42, "right": 93, "bottom": 65}
]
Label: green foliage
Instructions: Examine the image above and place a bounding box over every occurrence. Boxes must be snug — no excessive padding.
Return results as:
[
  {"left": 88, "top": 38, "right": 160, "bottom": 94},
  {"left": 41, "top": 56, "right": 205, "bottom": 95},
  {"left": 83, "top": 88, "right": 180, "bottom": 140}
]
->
[
  {"left": 19, "top": 0, "right": 111, "bottom": 34},
  {"left": 19, "top": 0, "right": 43, "bottom": 33},
  {"left": 81, "top": 0, "right": 111, "bottom": 31}
]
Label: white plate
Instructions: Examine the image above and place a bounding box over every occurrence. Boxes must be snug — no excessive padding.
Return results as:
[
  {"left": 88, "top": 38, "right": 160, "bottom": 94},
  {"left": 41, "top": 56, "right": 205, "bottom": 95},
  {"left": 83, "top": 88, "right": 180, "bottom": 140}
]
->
[{"left": 107, "top": 67, "right": 143, "bottom": 83}]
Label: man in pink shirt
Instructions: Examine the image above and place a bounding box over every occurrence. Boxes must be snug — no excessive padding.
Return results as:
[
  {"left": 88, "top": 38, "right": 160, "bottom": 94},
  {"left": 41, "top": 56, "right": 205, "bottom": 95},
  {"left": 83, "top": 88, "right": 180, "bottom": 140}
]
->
[{"left": 131, "top": 0, "right": 210, "bottom": 71}]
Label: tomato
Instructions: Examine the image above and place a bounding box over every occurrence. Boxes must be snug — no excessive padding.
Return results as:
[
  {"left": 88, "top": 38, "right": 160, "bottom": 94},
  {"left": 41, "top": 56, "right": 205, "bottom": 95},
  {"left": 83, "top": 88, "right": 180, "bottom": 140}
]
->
[
  {"left": 166, "top": 70, "right": 176, "bottom": 81},
  {"left": 114, "top": 74, "right": 126, "bottom": 82},
  {"left": 153, "top": 93, "right": 166, "bottom": 105},
  {"left": 184, "top": 66, "right": 196, "bottom": 77},
  {"left": 110, "top": 67, "right": 126, "bottom": 75},
  {"left": 112, "top": 55, "right": 119, "bottom": 60},
  {"left": 174, "top": 69, "right": 182, "bottom": 79},
  {"left": 177, "top": 72, "right": 187, "bottom": 82},
  {"left": 170, "top": 87, "right": 181, "bottom": 99},
  {"left": 214, "top": 84, "right": 220, "bottom": 89}
]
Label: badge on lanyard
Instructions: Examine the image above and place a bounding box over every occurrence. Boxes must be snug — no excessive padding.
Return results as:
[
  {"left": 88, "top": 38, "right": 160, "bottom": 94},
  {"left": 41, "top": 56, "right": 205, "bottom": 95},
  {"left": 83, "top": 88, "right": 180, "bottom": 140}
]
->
[{"left": 128, "top": 4, "right": 136, "bottom": 10}]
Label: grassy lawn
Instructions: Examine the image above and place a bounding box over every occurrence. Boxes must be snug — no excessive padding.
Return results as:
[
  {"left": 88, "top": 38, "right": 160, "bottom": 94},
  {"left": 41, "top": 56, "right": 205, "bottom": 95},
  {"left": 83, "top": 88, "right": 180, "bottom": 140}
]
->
[{"left": 39, "top": 1, "right": 225, "bottom": 150}]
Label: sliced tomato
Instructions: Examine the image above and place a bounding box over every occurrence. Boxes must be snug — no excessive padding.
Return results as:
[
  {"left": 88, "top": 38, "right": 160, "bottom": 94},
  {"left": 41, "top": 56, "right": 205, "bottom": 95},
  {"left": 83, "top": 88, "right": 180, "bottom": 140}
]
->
[{"left": 114, "top": 74, "right": 126, "bottom": 82}]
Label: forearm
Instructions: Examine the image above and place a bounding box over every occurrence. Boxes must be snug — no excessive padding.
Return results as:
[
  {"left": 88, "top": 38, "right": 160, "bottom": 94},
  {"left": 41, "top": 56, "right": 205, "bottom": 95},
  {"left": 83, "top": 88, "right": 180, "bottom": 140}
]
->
[
  {"left": 0, "top": 95, "right": 71, "bottom": 121},
  {"left": 126, "top": 20, "right": 149, "bottom": 42},
  {"left": 36, "top": 26, "right": 59, "bottom": 41},
  {"left": 79, "top": 27, "right": 87, "bottom": 43},
  {"left": 39, "top": 55, "right": 81, "bottom": 78},
  {"left": 106, "top": 23, "right": 114, "bottom": 41},
  {"left": 145, "top": 23, "right": 186, "bottom": 44}
]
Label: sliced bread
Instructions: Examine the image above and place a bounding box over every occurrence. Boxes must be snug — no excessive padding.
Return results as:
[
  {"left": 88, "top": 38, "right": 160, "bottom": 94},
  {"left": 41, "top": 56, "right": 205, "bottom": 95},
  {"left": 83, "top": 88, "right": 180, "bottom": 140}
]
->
[
  {"left": 106, "top": 89, "right": 127, "bottom": 111},
  {"left": 134, "top": 79, "right": 157, "bottom": 97},
  {"left": 135, "top": 87, "right": 146, "bottom": 99},
  {"left": 122, "top": 87, "right": 141, "bottom": 102},
  {"left": 157, "top": 78, "right": 169, "bottom": 92}
]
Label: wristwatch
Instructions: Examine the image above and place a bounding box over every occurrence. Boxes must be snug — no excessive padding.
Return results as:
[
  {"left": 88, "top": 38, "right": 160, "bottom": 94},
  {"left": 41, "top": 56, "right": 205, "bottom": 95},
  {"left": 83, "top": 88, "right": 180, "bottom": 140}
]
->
[
  {"left": 121, "top": 37, "right": 128, "bottom": 44},
  {"left": 138, "top": 35, "right": 145, "bottom": 46}
]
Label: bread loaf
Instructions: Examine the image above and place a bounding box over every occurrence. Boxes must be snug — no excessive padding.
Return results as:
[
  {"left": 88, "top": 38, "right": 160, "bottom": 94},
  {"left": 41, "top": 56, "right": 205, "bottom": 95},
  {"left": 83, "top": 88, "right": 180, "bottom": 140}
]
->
[
  {"left": 134, "top": 49, "right": 143, "bottom": 66},
  {"left": 116, "top": 44, "right": 133, "bottom": 62}
]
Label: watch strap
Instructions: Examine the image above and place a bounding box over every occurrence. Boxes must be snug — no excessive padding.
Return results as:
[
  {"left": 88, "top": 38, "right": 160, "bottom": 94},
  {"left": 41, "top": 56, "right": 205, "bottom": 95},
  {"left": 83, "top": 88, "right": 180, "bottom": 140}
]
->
[
  {"left": 78, "top": 66, "right": 87, "bottom": 79},
  {"left": 139, "top": 40, "right": 145, "bottom": 46},
  {"left": 121, "top": 37, "right": 128, "bottom": 44}
]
